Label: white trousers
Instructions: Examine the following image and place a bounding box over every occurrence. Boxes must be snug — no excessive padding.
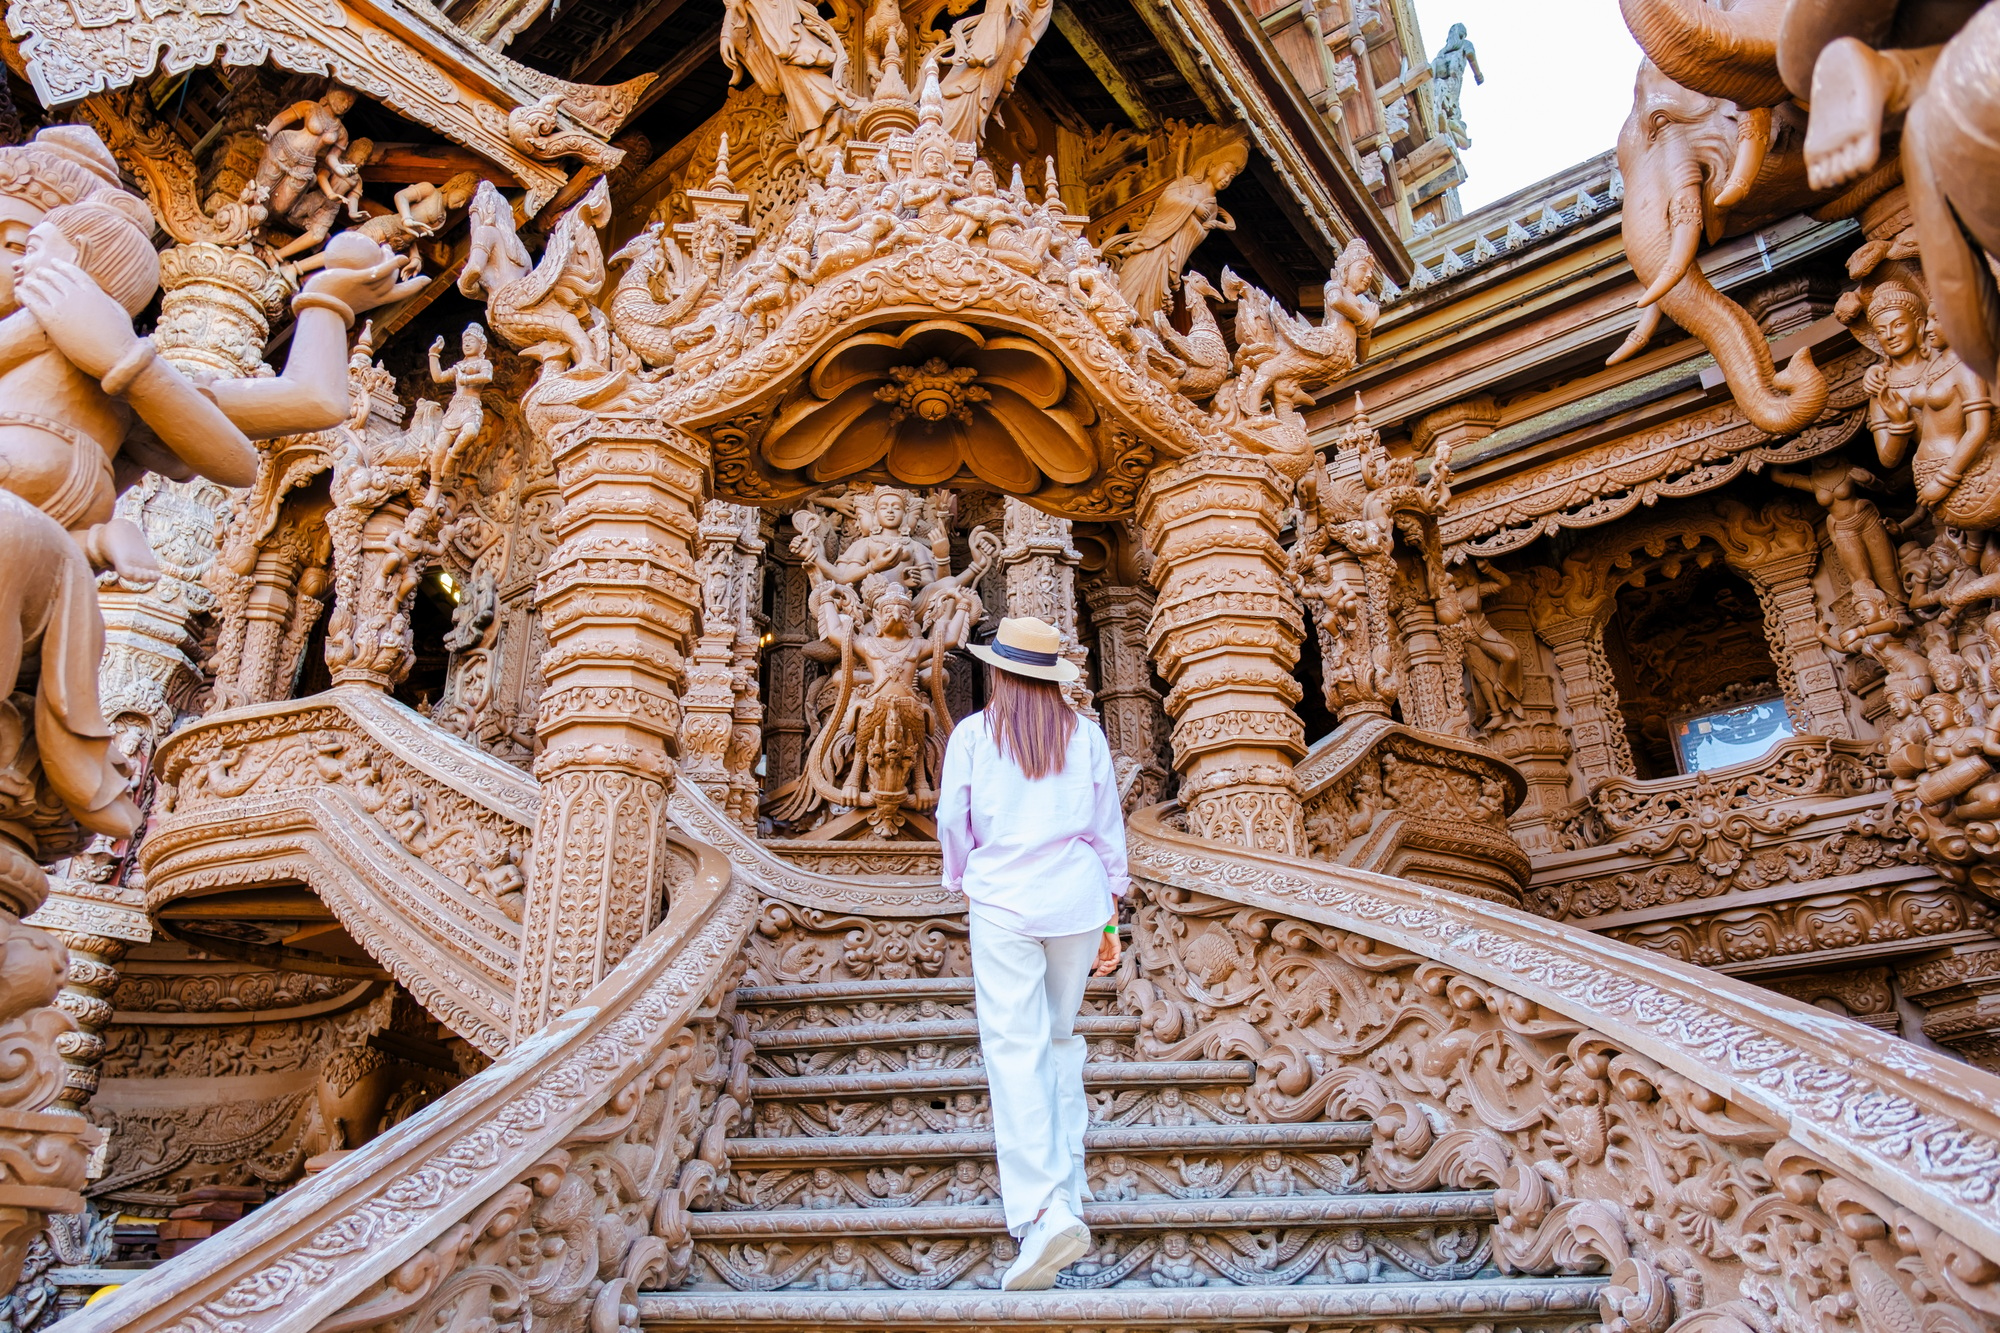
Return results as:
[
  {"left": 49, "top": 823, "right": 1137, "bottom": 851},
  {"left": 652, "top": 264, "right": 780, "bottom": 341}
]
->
[{"left": 969, "top": 914, "right": 1098, "bottom": 1236}]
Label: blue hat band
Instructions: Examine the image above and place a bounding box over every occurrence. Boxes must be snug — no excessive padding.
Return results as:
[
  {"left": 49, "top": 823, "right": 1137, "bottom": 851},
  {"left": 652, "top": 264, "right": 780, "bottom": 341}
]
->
[{"left": 990, "top": 640, "right": 1059, "bottom": 667}]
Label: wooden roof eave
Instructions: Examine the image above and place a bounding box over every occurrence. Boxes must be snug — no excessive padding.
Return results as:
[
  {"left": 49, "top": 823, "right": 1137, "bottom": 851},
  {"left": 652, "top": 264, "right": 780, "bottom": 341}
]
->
[{"left": 1129, "top": 0, "right": 1410, "bottom": 284}]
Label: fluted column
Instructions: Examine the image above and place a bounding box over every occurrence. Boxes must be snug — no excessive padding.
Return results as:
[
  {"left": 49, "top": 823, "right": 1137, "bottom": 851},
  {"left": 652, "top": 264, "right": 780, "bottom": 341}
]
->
[
  {"left": 1137, "top": 455, "right": 1307, "bottom": 854},
  {"left": 1747, "top": 551, "right": 1853, "bottom": 739},
  {"left": 516, "top": 416, "right": 706, "bottom": 1035},
  {"left": 1534, "top": 616, "right": 1633, "bottom": 789}
]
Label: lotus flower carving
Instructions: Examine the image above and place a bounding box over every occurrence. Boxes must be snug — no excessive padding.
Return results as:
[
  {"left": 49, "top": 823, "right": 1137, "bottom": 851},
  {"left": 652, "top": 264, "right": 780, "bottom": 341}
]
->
[{"left": 761, "top": 319, "right": 1097, "bottom": 492}]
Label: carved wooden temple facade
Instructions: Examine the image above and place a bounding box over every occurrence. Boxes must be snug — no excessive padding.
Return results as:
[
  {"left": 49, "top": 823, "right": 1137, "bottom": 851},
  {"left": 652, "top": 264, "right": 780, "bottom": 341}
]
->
[{"left": 0, "top": 0, "right": 1996, "bottom": 1329}]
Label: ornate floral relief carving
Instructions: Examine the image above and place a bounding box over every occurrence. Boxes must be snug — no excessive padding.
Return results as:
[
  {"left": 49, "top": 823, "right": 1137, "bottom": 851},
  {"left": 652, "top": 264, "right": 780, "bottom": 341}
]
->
[
  {"left": 1443, "top": 349, "right": 1874, "bottom": 560},
  {"left": 1296, "top": 715, "right": 1527, "bottom": 905},
  {"left": 685, "top": 502, "right": 767, "bottom": 829},
  {"left": 1124, "top": 806, "right": 2000, "bottom": 1333},
  {"left": 10, "top": 0, "right": 645, "bottom": 213},
  {"left": 745, "top": 899, "right": 969, "bottom": 986}
]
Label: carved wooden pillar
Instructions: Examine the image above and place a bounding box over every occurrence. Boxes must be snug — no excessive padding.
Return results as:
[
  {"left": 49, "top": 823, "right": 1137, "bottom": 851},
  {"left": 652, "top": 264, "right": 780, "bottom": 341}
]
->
[
  {"left": 685, "top": 500, "right": 763, "bottom": 827},
  {"left": 1481, "top": 599, "right": 1575, "bottom": 854},
  {"left": 1138, "top": 455, "right": 1307, "bottom": 853},
  {"left": 516, "top": 416, "right": 706, "bottom": 1036},
  {"left": 726, "top": 514, "right": 769, "bottom": 829},
  {"left": 1532, "top": 614, "right": 1634, "bottom": 790},
  {"left": 1745, "top": 551, "right": 1854, "bottom": 739},
  {"left": 1394, "top": 597, "right": 1470, "bottom": 736},
  {"left": 1000, "top": 499, "right": 1095, "bottom": 716},
  {"left": 1083, "top": 581, "right": 1170, "bottom": 805},
  {"left": 764, "top": 526, "right": 811, "bottom": 790}
]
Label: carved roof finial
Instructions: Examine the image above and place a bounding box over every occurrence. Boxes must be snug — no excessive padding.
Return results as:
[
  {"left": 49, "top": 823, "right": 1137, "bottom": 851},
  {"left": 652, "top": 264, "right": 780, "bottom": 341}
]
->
[
  {"left": 879, "top": 28, "right": 910, "bottom": 100},
  {"left": 919, "top": 60, "right": 945, "bottom": 126},
  {"left": 1009, "top": 162, "right": 1026, "bottom": 198},
  {"left": 709, "top": 133, "right": 734, "bottom": 192},
  {"left": 1043, "top": 156, "right": 1061, "bottom": 207}
]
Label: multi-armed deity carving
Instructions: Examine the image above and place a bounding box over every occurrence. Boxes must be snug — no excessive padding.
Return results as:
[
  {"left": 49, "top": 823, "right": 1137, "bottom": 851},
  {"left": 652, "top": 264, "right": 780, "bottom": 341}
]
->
[
  {"left": 770, "top": 487, "right": 997, "bottom": 838},
  {"left": 1289, "top": 405, "right": 1462, "bottom": 729}
]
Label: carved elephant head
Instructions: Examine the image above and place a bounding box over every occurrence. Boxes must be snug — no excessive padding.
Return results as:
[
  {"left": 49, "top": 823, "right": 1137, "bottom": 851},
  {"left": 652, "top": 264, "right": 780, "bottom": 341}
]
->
[{"left": 1613, "top": 60, "right": 1829, "bottom": 434}]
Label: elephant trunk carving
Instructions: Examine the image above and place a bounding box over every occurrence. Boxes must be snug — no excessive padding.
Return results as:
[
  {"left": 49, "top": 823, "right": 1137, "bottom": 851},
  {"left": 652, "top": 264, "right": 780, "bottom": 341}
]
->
[
  {"left": 1613, "top": 62, "right": 1830, "bottom": 434},
  {"left": 1619, "top": 0, "right": 1792, "bottom": 107}
]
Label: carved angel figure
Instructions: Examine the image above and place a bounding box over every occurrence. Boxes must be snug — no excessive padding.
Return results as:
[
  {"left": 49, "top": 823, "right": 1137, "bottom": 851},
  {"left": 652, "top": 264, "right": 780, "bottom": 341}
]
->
[
  {"left": 246, "top": 88, "right": 358, "bottom": 223},
  {"left": 1103, "top": 138, "right": 1249, "bottom": 320},
  {"left": 357, "top": 171, "right": 482, "bottom": 254},
  {"left": 937, "top": 0, "right": 1055, "bottom": 146},
  {"left": 427, "top": 324, "right": 493, "bottom": 483}
]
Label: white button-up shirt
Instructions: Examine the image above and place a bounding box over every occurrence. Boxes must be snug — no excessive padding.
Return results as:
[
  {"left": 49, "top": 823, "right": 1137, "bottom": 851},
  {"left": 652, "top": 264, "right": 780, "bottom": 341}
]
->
[{"left": 937, "top": 711, "right": 1129, "bottom": 938}]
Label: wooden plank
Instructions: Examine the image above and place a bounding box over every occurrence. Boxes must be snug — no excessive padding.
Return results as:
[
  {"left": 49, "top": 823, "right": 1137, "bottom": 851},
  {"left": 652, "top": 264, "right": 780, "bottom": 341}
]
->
[
  {"left": 1052, "top": 1, "right": 1158, "bottom": 131},
  {"left": 570, "top": 0, "right": 694, "bottom": 82}
]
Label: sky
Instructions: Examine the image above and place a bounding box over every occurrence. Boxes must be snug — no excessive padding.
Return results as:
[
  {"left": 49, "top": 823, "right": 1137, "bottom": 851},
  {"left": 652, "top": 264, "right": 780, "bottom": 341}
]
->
[{"left": 1407, "top": 0, "right": 1645, "bottom": 210}]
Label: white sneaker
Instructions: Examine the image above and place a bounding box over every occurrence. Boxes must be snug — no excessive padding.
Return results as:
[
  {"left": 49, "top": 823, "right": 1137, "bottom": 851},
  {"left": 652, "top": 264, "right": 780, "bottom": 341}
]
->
[{"left": 1001, "top": 1201, "right": 1091, "bottom": 1291}]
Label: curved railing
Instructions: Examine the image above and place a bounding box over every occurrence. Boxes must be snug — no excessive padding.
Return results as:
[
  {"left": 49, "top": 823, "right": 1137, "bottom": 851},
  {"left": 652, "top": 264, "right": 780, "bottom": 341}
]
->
[
  {"left": 145, "top": 689, "right": 532, "bottom": 1055},
  {"left": 1124, "top": 803, "right": 2000, "bottom": 1331},
  {"left": 65, "top": 825, "right": 758, "bottom": 1333}
]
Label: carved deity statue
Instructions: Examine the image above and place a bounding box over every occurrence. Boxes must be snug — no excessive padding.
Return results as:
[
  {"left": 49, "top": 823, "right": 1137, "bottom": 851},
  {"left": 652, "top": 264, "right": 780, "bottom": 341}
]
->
[
  {"left": 1429, "top": 23, "right": 1483, "bottom": 150},
  {"left": 427, "top": 323, "right": 493, "bottom": 482},
  {"left": 1103, "top": 137, "right": 1249, "bottom": 320},
  {"left": 1289, "top": 406, "right": 1457, "bottom": 724},
  {"left": 270, "top": 137, "right": 374, "bottom": 261},
  {"left": 1859, "top": 283, "right": 1997, "bottom": 527},
  {"left": 0, "top": 128, "right": 421, "bottom": 880},
  {"left": 357, "top": 171, "right": 483, "bottom": 255},
  {"left": 1766, "top": 454, "right": 1906, "bottom": 608},
  {"left": 1448, "top": 559, "right": 1523, "bottom": 727},
  {"left": 719, "top": 0, "right": 851, "bottom": 163},
  {"left": 938, "top": 0, "right": 1055, "bottom": 146},
  {"left": 775, "top": 487, "right": 999, "bottom": 836}
]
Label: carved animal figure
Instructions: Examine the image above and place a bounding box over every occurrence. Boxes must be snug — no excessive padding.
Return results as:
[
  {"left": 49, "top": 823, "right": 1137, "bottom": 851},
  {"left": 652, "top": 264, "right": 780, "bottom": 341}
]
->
[
  {"left": 1152, "top": 269, "right": 1230, "bottom": 400},
  {"left": 1610, "top": 61, "right": 1829, "bottom": 433},
  {"left": 459, "top": 178, "right": 611, "bottom": 372},
  {"left": 608, "top": 222, "right": 712, "bottom": 368},
  {"left": 1228, "top": 241, "right": 1380, "bottom": 421}
]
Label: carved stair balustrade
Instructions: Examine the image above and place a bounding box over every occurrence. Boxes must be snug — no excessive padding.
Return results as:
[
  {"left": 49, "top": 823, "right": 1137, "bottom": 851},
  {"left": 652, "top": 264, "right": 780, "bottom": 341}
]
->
[
  {"left": 1526, "top": 734, "right": 2000, "bottom": 1062},
  {"left": 1125, "top": 802, "right": 2000, "bottom": 1333},
  {"left": 58, "top": 828, "right": 755, "bottom": 1333},
  {"left": 1296, "top": 714, "right": 1530, "bottom": 906},
  {"left": 143, "top": 688, "right": 533, "bottom": 1057}
]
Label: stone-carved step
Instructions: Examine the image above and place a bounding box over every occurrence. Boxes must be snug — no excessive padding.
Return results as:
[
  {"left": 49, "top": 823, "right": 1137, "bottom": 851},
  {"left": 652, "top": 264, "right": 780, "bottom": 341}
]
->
[
  {"left": 687, "top": 1193, "right": 1499, "bottom": 1291},
  {"left": 638, "top": 1278, "right": 1609, "bottom": 1329}
]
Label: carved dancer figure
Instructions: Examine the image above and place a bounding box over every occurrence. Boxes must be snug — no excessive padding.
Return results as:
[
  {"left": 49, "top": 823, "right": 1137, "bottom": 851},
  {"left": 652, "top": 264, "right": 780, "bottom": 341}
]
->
[
  {"left": 719, "top": 0, "right": 851, "bottom": 162},
  {"left": 1103, "top": 138, "right": 1248, "bottom": 320},
  {"left": 427, "top": 324, "right": 493, "bottom": 482},
  {"left": 938, "top": 0, "right": 1055, "bottom": 145},
  {"left": 936, "top": 614, "right": 1127, "bottom": 1288},
  {"left": 1861, "top": 283, "right": 1996, "bottom": 525},
  {"left": 1429, "top": 23, "right": 1483, "bottom": 149},
  {"left": 246, "top": 88, "right": 359, "bottom": 221},
  {"left": 357, "top": 171, "right": 482, "bottom": 254},
  {"left": 1767, "top": 455, "right": 1906, "bottom": 607},
  {"left": 1448, "top": 559, "right": 1524, "bottom": 725},
  {"left": 0, "top": 128, "right": 422, "bottom": 856}
]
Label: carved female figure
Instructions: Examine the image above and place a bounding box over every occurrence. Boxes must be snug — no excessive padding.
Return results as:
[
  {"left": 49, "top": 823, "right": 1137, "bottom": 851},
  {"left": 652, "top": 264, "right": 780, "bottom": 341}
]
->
[
  {"left": 1447, "top": 559, "right": 1523, "bottom": 725},
  {"left": 358, "top": 172, "right": 482, "bottom": 254},
  {"left": 249, "top": 89, "right": 358, "bottom": 221},
  {"left": 1863, "top": 283, "right": 1997, "bottom": 524},
  {"left": 1103, "top": 140, "right": 1248, "bottom": 320},
  {"left": 720, "top": 0, "right": 851, "bottom": 160},
  {"left": 1766, "top": 455, "right": 1905, "bottom": 607}
]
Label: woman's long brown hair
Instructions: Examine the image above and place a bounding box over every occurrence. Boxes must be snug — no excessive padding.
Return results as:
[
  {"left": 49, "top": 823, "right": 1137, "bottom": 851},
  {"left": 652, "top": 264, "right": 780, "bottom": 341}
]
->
[{"left": 986, "top": 666, "right": 1078, "bottom": 780}]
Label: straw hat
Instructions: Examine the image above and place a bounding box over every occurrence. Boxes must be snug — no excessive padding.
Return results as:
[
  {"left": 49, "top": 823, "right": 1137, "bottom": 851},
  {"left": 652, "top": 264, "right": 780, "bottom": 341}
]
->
[{"left": 968, "top": 616, "right": 1080, "bottom": 682}]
